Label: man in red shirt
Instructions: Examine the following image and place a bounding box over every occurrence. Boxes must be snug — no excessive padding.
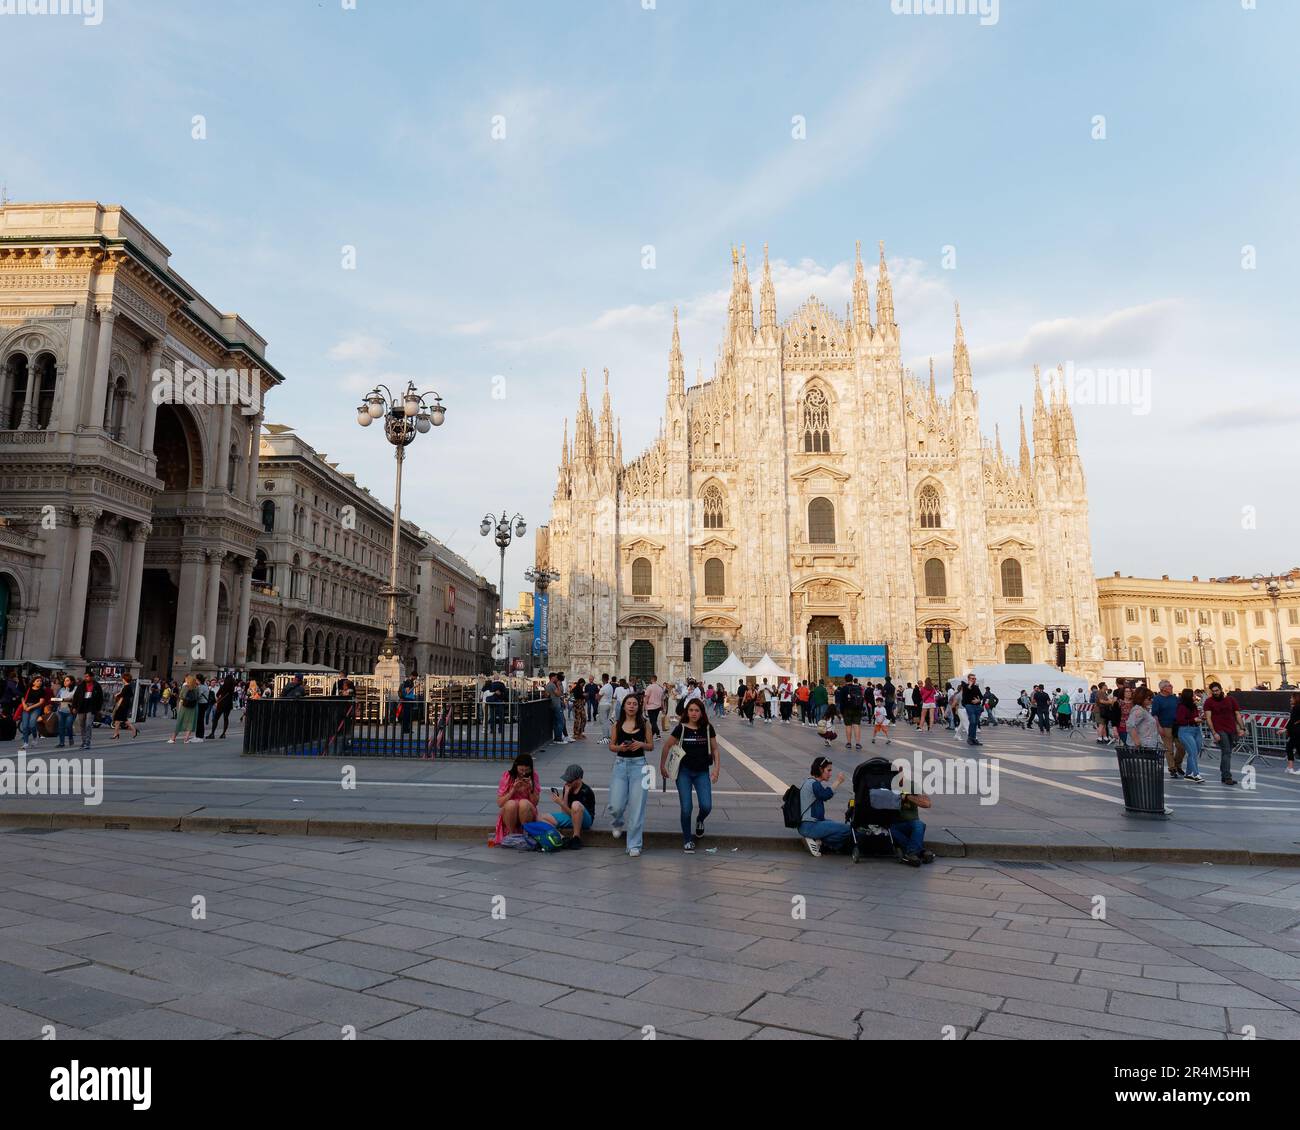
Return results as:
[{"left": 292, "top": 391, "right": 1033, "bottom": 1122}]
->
[{"left": 1202, "top": 682, "right": 1240, "bottom": 787}]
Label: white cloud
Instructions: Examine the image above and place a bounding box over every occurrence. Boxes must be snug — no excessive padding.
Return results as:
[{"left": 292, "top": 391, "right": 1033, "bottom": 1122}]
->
[
  {"left": 328, "top": 334, "right": 394, "bottom": 363},
  {"left": 970, "top": 300, "right": 1180, "bottom": 372}
]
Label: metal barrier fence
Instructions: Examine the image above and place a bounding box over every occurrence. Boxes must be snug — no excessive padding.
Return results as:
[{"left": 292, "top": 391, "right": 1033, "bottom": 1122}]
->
[{"left": 243, "top": 695, "right": 553, "bottom": 760}]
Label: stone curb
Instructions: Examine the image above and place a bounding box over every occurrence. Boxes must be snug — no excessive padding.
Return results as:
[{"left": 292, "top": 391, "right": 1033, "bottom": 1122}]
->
[{"left": 2, "top": 810, "right": 1298, "bottom": 867}]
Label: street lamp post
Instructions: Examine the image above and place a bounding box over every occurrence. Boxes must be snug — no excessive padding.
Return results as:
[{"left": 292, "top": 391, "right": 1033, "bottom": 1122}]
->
[
  {"left": 1251, "top": 573, "right": 1296, "bottom": 689},
  {"left": 356, "top": 381, "right": 447, "bottom": 681},
  {"left": 481, "top": 511, "right": 526, "bottom": 673},
  {"left": 524, "top": 566, "right": 560, "bottom": 677},
  {"left": 1192, "top": 629, "right": 1213, "bottom": 690},
  {"left": 1045, "top": 625, "right": 1070, "bottom": 672}
]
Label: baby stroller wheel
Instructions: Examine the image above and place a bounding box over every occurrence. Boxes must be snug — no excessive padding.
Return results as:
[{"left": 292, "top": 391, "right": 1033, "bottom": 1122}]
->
[{"left": 851, "top": 844, "right": 861, "bottom": 864}]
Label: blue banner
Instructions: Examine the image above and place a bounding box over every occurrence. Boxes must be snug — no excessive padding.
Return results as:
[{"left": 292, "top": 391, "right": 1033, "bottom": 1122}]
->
[
  {"left": 533, "top": 591, "right": 549, "bottom": 657},
  {"left": 826, "top": 644, "right": 888, "bottom": 679}
]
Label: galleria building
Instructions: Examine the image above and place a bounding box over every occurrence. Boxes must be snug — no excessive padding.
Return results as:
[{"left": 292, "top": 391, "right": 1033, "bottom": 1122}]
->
[{"left": 541, "top": 243, "right": 1105, "bottom": 685}]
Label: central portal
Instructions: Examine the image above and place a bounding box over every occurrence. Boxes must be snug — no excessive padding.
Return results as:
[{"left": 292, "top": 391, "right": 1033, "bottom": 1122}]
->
[{"left": 806, "top": 615, "right": 844, "bottom": 683}]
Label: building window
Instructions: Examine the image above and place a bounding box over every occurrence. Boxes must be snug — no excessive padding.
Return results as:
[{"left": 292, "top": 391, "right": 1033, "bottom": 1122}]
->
[
  {"left": 3, "top": 354, "right": 28, "bottom": 428},
  {"left": 1005, "top": 643, "right": 1031, "bottom": 664},
  {"left": 702, "top": 484, "right": 726, "bottom": 529},
  {"left": 801, "top": 387, "right": 831, "bottom": 452},
  {"left": 924, "top": 558, "right": 947, "bottom": 599},
  {"left": 1131, "top": 646, "right": 1143, "bottom": 661},
  {"left": 1001, "top": 558, "right": 1023, "bottom": 599},
  {"left": 807, "top": 497, "right": 835, "bottom": 543},
  {"left": 1179, "top": 647, "right": 1192, "bottom": 665},
  {"left": 1125, "top": 607, "right": 1138, "bottom": 623},
  {"left": 261, "top": 499, "right": 276, "bottom": 532},
  {"left": 1149, "top": 608, "right": 1160, "bottom": 624},
  {"left": 918, "top": 486, "right": 942, "bottom": 529},
  {"left": 704, "top": 557, "right": 725, "bottom": 597},
  {"left": 1227, "top": 648, "right": 1239, "bottom": 666},
  {"left": 631, "top": 557, "right": 652, "bottom": 597},
  {"left": 1175, "top": 610, "right": 1187, "bottom": 625},
  {"left": 1254, "top": 610, "right": 1266, "bottom": 627},
  {"left": 1198, "top": 610, "right": 1211, "bottom": 625},
  {"left": 1154, "top": 647, "right": 1167, "bottom": 663},
  {"left": 1289, "top": 608, "right": 1299, "bottom": 626},
  {"left": 1223, "top": 611, "right": 1235, "bottom": 626}
]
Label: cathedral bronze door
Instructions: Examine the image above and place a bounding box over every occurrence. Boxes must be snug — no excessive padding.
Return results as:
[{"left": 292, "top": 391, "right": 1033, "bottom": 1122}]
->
[
  {"left": 806, "top": 615, "right": 844, "bottom": 683},
  {"left": 927, "top": 643, "right": 954, "bottom": 687}
]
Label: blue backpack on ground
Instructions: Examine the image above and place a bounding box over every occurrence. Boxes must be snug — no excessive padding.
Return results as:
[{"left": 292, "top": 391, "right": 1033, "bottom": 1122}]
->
[{"left": 522, "top": 821, "right": 564, "bottom": 852}]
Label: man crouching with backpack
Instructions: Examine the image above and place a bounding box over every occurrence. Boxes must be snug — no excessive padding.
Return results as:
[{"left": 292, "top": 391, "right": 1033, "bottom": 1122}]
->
[
  {"left": 541, "top": 764, "right": 596, "bottom": 850},
  {"left": 792, "top": 756, "right": 851, "bottom": 858}
]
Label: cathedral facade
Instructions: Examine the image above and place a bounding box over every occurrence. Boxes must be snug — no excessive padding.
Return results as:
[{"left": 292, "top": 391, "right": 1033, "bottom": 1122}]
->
[{"left": 541, "top": 243, "right": 1103, "bottom": 685}]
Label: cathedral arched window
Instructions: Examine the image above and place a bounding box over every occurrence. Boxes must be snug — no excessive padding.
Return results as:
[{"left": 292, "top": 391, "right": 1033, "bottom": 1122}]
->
[
  {"left": 702, "top": 485, "right": 726, "bottom": 529},
  {"left": 1001, "top": 557, "right": 1024, "bottom": 599},
  {"left": 801, "top": 387, "right": 831, "bottom": 453},
  {"left": 924, "top": 558, "right": 947, "bottom": 598},
  {"left": 631, "top": 557, "right": 652, "bottom": 596},
  {"left": 918, "top": 485, "right": 942, "bottom": 529},
  {"left": 704, "top": 557, "right": 725, "bottom": 597},
  {"left": 106, "top": 375, "right": 129, "bottom": 441},
  {"left": 808, "top": 497, "right": 835, "bottom": 544}
]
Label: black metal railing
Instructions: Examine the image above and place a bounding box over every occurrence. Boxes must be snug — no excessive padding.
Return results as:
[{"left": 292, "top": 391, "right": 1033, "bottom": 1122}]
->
[{"left": 243, "top": 696, "right": 552, "bottom": 759}]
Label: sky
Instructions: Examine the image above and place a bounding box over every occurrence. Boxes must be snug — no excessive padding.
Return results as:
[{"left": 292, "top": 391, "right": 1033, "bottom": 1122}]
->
[{"left": 6, "top": 0, "right": 1298, "bottom": 602}]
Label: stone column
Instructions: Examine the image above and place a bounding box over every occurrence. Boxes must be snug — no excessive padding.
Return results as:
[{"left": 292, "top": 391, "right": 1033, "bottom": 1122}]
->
[
  {"left": 139, "top": 340, "right": 164, "bottom": 453},
  {"left": 19, "top": 363, "right": 39, "bottom": 429},
  {"left": 88, "top": 308, "right": 117, "bottom": 431},
  {"left": 118, "top": 522, "right": 151, "bottom": 666},
  {"left": 244, "top": 411, "right": 263, "bottom": 503},
  {"left": 204, "top": 549, "right": 224, "bottom": 669},
  {"left": 173, "top": 547, "right": 206, "bottom": 675},
  {"left": 62, "top": 507, "right": 100, "bottom": 658},
  {"left": 234, "top": 558, "right": 253, "bottom": 668},
  {"left": 215, "top": 402, "right": 233, "bottom": 490}
]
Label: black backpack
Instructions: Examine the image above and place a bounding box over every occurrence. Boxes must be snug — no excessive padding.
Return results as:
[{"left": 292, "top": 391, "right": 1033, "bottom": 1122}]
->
[
  {"left": 781, "top": 784, "right": 813, "bottom": 829},
  {"left": 843, "top": 683, "right": 863, "bottom": 709}
]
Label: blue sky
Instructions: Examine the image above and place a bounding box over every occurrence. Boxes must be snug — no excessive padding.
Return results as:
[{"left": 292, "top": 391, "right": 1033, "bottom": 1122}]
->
[{"left": 7, "top": 0, "right": 1298, "bottom": 600}]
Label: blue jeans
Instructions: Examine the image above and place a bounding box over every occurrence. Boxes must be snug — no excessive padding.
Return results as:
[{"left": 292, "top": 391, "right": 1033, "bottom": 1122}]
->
[
  {"left": 1215, "top": 730, "right": 1235, "bottom": 781},
  {"left": 965, "top": 705, "right": 982, "bottom": 744},
  {"left": 608, "top": 756, "right": 648, "bottom": 852},
  {"left": 1179, "top": 726, "right": 1202, "bottom": 778},
  {"left": 798, "top": 818, "right": 851, "bottom": 851},
  {"left": 891, "top": 819, "right": 926, "bottom": 855},
  {"left": 19, "top": 710, "right": 39, "bottom": 743},
  {"left": 551, "top": 705, "right": 566, "bottom": 742},
  {"left": 675, "top": 766, "right": 712, "bottom": 842},
  {"left": 57, "top": 711, "right": 75, "bottom": 745}
]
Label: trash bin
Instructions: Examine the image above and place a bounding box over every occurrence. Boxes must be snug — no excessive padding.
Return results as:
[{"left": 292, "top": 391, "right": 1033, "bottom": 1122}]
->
[{"left": 1115, "top": 745, "right": 1170, "bottom": 818}]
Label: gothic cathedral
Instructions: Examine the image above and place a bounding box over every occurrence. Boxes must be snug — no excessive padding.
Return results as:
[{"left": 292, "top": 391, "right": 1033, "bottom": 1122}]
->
[{"left": 540, "top": 242, "right": 1103, "bottom": 685}]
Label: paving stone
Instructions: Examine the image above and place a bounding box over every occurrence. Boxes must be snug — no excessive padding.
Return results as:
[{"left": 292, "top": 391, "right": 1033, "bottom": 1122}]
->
[
  {"left": 366, "top": 977, "right": 502, "bottom": 1016},
  {"left": 367, "top": 1008, "right": 538, "bottom": 1040},
  {"left": 496, "top": 952, "right": 656, "bottom": 997},
  {"left": 230, "top": 980, "right": 415, "bottom": 1029},
  {"left": 545, "top": 989, "right": 707, "bottom": 1033},
  {"left": 90, "top": 1009, "right": 235, "bottom": 1040},
  {"left": 474, "top": 1001, "right": 638, "bottom": 1040},
  {"left": 298, "top": 939, "right": 429, "bottom": 973},
  {"left": 1106, "top": 991, "right": 1229, "bottom": 1031},
  {"left": 909, "top": 964, "right": 1110, "bottom": 1010},
  {"left": 162, "top": 993, "right": 318, "bottom": 1038},
  {"left": 301, "top": 962, "right": 395, "bottom": 991},
  {"left": 419, "top": 936, "right": 538, "bottom": 969},
  {"left": 738, "top": 993, "right": 861, "bottom": 1039},
  {"left": 400, "top": 958, "right": 570, "bottom": 1005},
  {"left": 339, "top": 924, "right": 454, "bottom": 951},
  {"left": 1002, "top": 998, "right": 1225, "bottom": 1040},
  {"left": 629, "top": 974, "right": 765, "bottom": 1016}
]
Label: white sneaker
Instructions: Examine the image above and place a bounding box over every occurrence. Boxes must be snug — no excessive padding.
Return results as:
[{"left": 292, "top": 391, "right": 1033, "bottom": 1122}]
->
[
  {"left": 804, "top": 837, "right": 822, "bottom": 858},
  {"left": 191, "top": 737, "right": 204, "bottom": 743},
  {"left": 628, "top": 848, "right": 641, "bottom": 858},
  {"left": 1286, "top": 766, "right": 1300, "bottom": 775},
  {"left": 611, "top": 826, "right": 624, "bottom": 840},
  {"left": 166, "top": 738, "right": 175, "bottom": 744}
]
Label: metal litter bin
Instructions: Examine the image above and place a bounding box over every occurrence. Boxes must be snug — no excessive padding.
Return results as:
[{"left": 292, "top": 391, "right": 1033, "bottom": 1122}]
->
[{"left": 1115, "top": 744, "right": 1170, "bottom": 818}]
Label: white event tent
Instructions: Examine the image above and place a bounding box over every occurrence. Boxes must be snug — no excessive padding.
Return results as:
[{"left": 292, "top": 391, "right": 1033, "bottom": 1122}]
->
[{"left": 701, "top": 651, "right": 753, "bottom": 694}]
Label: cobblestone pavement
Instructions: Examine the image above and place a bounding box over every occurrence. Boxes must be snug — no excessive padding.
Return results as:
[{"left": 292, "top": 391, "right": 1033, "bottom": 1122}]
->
[{"left": 0, "top": 828, "right": 1297, "bottom": 1040}]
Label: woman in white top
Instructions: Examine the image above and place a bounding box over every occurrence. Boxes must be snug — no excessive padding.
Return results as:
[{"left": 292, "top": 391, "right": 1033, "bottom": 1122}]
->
[{"left": 55, "top": 675, "right": 77, "bottom": 749}]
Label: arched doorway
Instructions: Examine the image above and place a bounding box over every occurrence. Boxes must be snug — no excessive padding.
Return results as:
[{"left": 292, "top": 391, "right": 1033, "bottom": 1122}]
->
[
  {"left": 0, "top": 573, "right": 17, "bottom": 659},
  {"left": 806, "top": 615, "right": 844, "bottom": 683},
  {"left": 1005, "top": 643, "right": 1032, "bottom": 664},
  {"left": 138, "top": 568, "right": 178, "bottom": 677},
  {"left": 628, "top": 639, "right": 655, "bottom": 683},
  {"left": 927, "top": 643, "right": 954, "bottom": 687},
  {"left": 82, "top": 551, "right": 116, "bottom": 660},
  {"left": 153, "top": 404, "right": 203, "bottom": 491},
  {"left": 701, "top": 639, "right": 727, "bottom": 675}
]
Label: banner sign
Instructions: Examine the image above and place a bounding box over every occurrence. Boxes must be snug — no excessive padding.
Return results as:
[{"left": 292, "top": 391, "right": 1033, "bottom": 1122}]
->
[
  {"left": 826, "top": 644, "right": 889, "bottom": 679},
  {"left": 533, "top": 590, "right": 549, "bottom": 658}
]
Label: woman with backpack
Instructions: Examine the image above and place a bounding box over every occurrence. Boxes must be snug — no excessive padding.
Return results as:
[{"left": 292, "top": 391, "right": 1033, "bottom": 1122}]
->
[
  {"left": 208, "top": 675, "right": 237, "bottom": 739},
  {"left": 167, "top": 675, "right": 203, "bottom": 744},
  {"left": 659, "top": 698, "right": 720, "bottom": 854}
]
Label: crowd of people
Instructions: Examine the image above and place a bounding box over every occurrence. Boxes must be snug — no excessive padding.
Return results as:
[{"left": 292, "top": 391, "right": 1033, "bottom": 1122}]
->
[{"left": 0, "top": 668, "right": 262, "bottom": 750}]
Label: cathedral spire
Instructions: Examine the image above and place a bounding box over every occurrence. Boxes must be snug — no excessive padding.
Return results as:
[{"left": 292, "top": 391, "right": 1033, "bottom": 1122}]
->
[
  {"left": 598, "top": 367, "right": 614, "bottom": 461},
  {"left": 952, "top": 301, "right": 972, "bottom": 392},
  {"left": 668, "top": 306, "right": 685, "bottom": 396},
  {"left": 1018, "top": 405, "right": 1031, "bottom": 472},
  {"left": 574, "top": 369, "right": 594, "bottom": 461},
  {"left": 875, "top": 240, "right": 896, "bottom": 330},
  {"left": 995, "top": 423, "right": 1004, "bottom": 462},
  {"left": 928, "top": 357, "right": 937, "bottom": 403},
  {"left": 759, "top": 243, "right": 777, "bottom": 332},
  {"left": 616, "top": 416, "right": 623, "bottom": 467},
  {"left": 1032, "top": 364, "right": 1053, "bottom": 459},
  {"left": 560, "top": 417, "right": 570, "bottom": 469},
  {"left": 735, "top": 242, "right": 753, "bottom": 334},
  {"left": 852, "top": 239, "right": 872, "bottom": 331}
]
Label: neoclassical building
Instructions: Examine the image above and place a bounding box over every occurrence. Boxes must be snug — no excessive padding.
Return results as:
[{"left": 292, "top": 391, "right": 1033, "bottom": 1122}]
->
[
  {"left": 0, "top": 202, "right": 277, "bottom": 677},
  {"left": 541, "top": 242, "right": 1104, "bottom": 684},
  {"left": 1097, "top": 569, "right": 1300, "bottom": 690},
  {"left": 249, "top": 424, "right": 426, "bottom": 673},
  {"left": 414, "top": 535, "right": 497, "bottom": 676}
]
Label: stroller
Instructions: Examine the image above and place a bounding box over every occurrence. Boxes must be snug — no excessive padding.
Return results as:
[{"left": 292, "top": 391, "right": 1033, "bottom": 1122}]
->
[{"left": 844, "top": 757, "right": 904, "bottom": 863}]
